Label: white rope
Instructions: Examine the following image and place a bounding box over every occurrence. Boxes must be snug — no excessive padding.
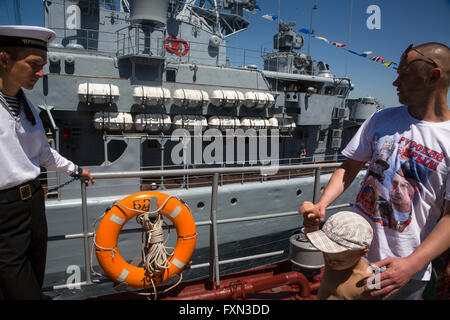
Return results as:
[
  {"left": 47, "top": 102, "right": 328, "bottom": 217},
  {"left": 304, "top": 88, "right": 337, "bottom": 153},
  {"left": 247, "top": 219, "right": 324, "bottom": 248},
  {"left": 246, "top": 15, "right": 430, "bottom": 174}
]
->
[
  {"left": 90, "top": 209, "right": 114, "bottom": 278},
  {"left": 137, "top": 212, "right": 172, "bottom": 276},
  {"left": 90, "top": 196, "right": 186, "bottom": 299},
  {"left": 136, "top": 195, "right": 181, "bottom": 299},
  {"left": 136, "top": 273, "right": 183, "bottom": 300}
]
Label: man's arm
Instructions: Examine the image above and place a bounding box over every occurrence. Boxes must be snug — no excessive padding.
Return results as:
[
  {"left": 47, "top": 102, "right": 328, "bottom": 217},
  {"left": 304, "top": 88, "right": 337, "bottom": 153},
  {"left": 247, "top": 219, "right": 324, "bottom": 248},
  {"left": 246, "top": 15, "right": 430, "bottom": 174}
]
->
[
  {"left": 301, "top": 158, "right": 366, "bottom": 226},
  {"left": 369, "top": 200, "right": 450, "bottom": 299}
]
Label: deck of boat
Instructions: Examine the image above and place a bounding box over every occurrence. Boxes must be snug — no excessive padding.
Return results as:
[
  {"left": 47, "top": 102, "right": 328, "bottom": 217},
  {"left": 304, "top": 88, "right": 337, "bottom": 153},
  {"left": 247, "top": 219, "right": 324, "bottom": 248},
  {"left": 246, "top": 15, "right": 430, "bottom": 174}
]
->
[{"left": 84, "top": 260, "right": 322, "bottom": 300}]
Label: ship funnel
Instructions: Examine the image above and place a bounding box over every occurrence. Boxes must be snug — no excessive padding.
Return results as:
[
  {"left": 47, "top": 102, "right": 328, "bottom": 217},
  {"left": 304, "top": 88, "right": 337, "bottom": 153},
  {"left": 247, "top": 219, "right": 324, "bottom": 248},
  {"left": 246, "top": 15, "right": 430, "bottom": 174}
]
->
[{"left": 129, "top": 0, "right": 169, "bottom": 27}]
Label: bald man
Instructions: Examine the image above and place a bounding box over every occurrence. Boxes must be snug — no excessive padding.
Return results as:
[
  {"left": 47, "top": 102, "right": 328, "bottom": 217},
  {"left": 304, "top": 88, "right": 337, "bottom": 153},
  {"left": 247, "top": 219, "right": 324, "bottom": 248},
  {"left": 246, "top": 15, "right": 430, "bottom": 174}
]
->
[{"left": 301, "top": 42, "right": 450, "bottom": 299}]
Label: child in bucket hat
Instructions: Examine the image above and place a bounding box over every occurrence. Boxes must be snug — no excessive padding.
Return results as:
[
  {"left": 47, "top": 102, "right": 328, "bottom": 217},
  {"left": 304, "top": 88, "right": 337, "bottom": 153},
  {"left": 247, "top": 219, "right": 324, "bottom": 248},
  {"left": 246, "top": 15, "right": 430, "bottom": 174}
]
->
[{"left": 300, "top": 206, "right": 379, "bottom": 300}]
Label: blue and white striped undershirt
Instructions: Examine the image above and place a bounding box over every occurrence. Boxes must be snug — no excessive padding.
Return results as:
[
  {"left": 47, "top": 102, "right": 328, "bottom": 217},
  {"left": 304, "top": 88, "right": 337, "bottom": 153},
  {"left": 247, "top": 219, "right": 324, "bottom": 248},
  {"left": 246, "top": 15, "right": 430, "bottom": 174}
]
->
[{"left": 0, "top": 92, "right": 21, "bottom": 117}]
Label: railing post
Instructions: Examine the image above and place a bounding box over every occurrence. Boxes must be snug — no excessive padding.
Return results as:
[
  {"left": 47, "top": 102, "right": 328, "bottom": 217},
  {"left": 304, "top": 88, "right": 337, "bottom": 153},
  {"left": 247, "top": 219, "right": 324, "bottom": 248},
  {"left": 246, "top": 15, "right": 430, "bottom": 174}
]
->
[
  {"left": 313, "top": 167, "right": 321, "bottom": 204},
  {"left": 209, "top": 172, "right": 220, "bottom": 287},
  {"left": 81, "top": 180, "right": 92, "bottom": 285}
]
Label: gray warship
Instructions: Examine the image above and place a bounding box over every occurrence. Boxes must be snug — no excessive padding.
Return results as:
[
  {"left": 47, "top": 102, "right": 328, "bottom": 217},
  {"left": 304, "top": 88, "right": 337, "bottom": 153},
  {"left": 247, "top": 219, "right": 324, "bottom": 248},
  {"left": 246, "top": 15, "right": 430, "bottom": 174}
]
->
[{"left": 23, "top": 0, "right": 381, "bottom": 299}]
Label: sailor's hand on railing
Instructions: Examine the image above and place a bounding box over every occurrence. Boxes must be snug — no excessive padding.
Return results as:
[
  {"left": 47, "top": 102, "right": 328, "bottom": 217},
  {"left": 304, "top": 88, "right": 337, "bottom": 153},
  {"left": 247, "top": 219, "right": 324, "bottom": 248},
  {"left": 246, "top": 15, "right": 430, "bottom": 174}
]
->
[
  {"left": 80, "top": 168, "right": 95, "bottom": 186},
  {"left": 298, "top": 201, "right": 323, "bottom": 234}
]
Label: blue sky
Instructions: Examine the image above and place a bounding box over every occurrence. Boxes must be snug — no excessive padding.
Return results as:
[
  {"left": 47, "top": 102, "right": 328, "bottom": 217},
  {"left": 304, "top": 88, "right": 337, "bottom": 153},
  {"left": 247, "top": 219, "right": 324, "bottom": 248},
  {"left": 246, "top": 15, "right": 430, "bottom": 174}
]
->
[
  {"left": 1, "top": 0, "right": 449, "bottom": 107},
  {"left": 230, "top": 0, "right": 450, "bottom": 107}
]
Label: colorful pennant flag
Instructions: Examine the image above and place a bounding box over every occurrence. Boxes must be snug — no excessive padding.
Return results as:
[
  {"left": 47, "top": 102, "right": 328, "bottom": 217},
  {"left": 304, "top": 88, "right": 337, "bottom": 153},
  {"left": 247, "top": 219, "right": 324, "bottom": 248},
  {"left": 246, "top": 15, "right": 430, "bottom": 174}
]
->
[
  {"left": 314, "top": 36, "right": 329, "bottom": 43},
  {"left": 348, "top": 50, "right": 369, "bottom": 57},
  {"left": 370, "top": 56, "right": 384, "bottom": 63},
  {"left": 299, "top": 28, "right": 312, "bottom": 35},
  {"left": 330, "top": 42, "right": 346, "bottom": 48},
  {"left": 261, "top": 14, "right": 278, "bottom": 21},
  {"left": 298, "top": 27, "right": 397, "bottom": 69},
  {"left": 243, "top": 5, "right": 261, "bottom": 14},
  {"left": 382, "top": 61, "right": 398, "bottom": 67}
]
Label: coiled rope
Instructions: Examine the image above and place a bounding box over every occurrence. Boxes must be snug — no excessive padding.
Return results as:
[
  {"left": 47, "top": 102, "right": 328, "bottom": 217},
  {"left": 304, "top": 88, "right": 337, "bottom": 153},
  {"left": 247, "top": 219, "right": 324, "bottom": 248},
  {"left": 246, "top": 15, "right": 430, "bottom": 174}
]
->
[
  {"left": 91, "top": 196, "right": 183, "bottom": 299},
  {"left": 135, "top": 198, "right": 172, "bottom": 277}
]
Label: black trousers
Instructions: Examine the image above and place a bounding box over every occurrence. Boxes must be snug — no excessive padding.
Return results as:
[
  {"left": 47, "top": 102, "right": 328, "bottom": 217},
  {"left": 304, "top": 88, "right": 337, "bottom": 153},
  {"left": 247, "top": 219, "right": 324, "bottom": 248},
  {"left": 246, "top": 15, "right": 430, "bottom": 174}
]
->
[{"left": 0, "top": 186, "right": 48, "bottom": 300}]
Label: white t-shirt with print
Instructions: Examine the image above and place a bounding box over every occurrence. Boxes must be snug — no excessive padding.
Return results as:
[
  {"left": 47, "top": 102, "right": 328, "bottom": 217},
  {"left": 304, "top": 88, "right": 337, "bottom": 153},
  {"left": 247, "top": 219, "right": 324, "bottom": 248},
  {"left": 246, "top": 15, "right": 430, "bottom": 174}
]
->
[{"left": 342, "top": 106, "right": 450, "bottom": 281}]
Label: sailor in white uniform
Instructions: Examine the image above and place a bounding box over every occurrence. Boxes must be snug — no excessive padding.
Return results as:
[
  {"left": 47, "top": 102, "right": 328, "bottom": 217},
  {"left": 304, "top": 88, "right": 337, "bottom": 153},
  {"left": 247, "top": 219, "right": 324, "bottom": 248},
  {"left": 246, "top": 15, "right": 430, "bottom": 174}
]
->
[{"left": 0, "top": 25, "right": 94, "bottom": 300}]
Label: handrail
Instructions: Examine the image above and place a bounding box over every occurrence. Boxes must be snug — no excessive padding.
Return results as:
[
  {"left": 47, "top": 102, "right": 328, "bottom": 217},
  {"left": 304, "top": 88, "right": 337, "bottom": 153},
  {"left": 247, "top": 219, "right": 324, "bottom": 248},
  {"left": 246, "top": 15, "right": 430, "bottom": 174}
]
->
[
  {"left": 45, "top": 161, "right": 348, "bottom": 293},
  {"left": 89, "top": 162, "right": 342, "bottom": 179}
]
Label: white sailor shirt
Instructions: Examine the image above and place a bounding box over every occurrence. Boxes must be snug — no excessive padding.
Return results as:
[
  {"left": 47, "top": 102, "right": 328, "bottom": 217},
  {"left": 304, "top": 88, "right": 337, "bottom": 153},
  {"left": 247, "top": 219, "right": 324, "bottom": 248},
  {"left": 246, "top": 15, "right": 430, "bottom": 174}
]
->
[{"left": 0, "top": 93, "right": 77, "bottom": 190}]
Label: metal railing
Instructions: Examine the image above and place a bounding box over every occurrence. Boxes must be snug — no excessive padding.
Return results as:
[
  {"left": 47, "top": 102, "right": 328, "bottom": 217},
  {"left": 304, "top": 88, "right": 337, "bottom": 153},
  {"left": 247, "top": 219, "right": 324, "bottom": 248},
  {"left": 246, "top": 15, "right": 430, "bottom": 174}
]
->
[
  {"left": 41, "top": 154, "right": 347, "bottom": 195},
  {"left": 45, "top": 162, "right": 351, "bottom": 293},
  {"left": 51, "top": 25, "right": 269, "bottom": 68}
]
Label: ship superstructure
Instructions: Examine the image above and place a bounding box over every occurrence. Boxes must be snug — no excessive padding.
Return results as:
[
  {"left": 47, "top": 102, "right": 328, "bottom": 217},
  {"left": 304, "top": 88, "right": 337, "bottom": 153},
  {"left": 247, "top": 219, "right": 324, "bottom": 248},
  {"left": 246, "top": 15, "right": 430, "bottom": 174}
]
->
[{"left": 34, "top": 0, "right": 377, "bottom": 187}]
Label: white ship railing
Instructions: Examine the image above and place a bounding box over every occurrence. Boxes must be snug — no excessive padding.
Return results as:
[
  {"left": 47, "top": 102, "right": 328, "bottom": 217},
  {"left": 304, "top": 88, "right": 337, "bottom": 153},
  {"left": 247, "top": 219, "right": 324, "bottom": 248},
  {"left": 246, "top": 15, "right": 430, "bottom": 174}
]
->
[{"left": 44, "top": 162, "right": 353, "bottom": 293}]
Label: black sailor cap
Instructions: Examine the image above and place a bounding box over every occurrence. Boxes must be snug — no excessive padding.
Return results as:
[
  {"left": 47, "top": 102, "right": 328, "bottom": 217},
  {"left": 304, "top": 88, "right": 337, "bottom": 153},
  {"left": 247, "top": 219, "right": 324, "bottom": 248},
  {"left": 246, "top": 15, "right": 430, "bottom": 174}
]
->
[{"left": 0, "top": 25, "right": 56, "bottom": 51}]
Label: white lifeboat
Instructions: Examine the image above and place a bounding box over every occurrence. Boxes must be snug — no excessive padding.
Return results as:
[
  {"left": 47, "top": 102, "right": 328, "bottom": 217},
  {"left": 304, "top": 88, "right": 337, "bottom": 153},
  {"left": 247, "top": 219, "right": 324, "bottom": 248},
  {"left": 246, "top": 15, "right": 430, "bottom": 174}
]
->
[
  {"left": 134, "top": 114, "right": 172, "bottom": 133},
  {"left": 93, "top": 112, "right": 133, "bottom": 131},
  {"left": 173, "top": 89, "right": 209, "bottom": 108},
  {"left": 243, "top": 91, "right": 275, "bottom": 109},
  {"left": 210, "top": 89, "right": 245, "bottom": 108},
  {"left": 268, "top": 117, "right": 278, "bottom": 130},
  {"left": 133, "top": 86, "right": 171, "bottom": 106},
  {"left": 240, "top": 117, "right": 270, "bottom": 130},
  {"left": 208, "top": 116, "right": 241, "bottom": 131},
  {"left": 173, "top": 115, "right": 208, "bottom": 131},
  {"left": 78, "top": 83, "right": 120, "bottom": 104},
  {"left": 268, "top": 117, "right": 296, "bottom": 133}
]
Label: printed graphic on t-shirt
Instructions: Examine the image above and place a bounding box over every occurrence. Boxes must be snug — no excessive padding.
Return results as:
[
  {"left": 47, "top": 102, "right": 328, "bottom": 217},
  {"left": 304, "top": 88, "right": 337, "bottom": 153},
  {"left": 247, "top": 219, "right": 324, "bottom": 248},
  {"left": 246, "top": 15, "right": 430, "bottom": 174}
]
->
[{"left": 355, "top": 135, "right": 444, "bottom": 233}]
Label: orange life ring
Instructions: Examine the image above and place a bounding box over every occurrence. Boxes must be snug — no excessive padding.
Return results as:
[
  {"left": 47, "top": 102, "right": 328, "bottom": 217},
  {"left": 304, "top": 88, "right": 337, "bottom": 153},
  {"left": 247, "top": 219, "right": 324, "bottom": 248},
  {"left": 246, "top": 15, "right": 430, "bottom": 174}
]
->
[
  {"left": 165, "top": 35, "right": 189, "bottom": 56},
  {"left": 94, "top": 191, "right": 197, "bottom": 288}
]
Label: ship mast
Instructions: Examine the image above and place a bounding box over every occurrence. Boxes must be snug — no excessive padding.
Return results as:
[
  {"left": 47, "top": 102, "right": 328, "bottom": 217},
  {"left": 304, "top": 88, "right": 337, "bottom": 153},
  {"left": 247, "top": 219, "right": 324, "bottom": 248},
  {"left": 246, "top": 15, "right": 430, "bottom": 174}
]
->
[
  {"left": 345, "top": 0, "right": 354, "bottom": 78},
  {"left": 13, "top": 0, "right": 22, "bottom": 25}
]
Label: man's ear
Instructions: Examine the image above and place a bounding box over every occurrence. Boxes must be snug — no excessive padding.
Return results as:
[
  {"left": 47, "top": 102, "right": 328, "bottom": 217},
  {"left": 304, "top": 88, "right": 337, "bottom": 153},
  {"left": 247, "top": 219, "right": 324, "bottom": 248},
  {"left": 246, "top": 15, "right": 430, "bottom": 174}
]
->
[
  {"left": 0, "top": 51, "right": 10, "bottom": 69},
  {"left": 428, "top": 68, "right": 442, "bottom": 85}
]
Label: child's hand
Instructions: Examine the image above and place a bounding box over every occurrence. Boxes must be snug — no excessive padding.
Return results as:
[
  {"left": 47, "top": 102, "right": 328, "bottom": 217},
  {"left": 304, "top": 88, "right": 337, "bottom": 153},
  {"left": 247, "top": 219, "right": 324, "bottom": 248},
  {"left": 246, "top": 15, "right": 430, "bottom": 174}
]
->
[{"left": 298, "top": 201, "right": 322, "bottom": 233}]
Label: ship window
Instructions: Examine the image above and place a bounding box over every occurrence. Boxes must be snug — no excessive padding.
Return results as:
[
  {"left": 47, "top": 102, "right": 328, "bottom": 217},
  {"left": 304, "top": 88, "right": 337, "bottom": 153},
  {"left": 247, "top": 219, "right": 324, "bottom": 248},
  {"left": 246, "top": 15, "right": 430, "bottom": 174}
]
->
[
  {"left": 324, "top": 87, "right": 334, "bottom": 95},
  {"left": 166, "top": 69, "right": 176, "bottom": 82},
  {"left": 336, "top": 88, "right": 346, "bottom": 96},
  {"left": 197, "top": 202, "right": 205, "bottom": 209},
  {"left": 318, "top": 130, "right": 326, "bottom": 142}
]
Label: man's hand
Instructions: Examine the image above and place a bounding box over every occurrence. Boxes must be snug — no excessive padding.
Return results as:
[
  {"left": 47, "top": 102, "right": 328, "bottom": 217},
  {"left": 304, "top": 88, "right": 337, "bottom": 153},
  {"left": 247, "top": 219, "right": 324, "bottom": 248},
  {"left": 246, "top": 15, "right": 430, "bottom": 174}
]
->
[
  {"left": 80, "top": 168, "right": 95, "bottom": 186},
  {"left": 366, "top": 256, "right": 417, "bottom": 299},
  {"left": 298, "top": 201, "right": 325, "bottom": 233}
]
